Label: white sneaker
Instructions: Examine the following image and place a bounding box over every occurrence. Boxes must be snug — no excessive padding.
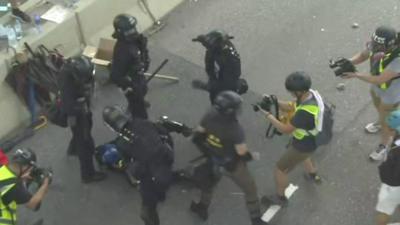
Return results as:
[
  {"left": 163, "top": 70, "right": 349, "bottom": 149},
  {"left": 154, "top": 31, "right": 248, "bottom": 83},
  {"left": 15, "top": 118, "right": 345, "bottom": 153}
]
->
[
  {"left": 369, "top": 144, "right": 387, "bottom": 161},
  {"left": 365, "top": 122, "right": 381, "bottom": 134}
]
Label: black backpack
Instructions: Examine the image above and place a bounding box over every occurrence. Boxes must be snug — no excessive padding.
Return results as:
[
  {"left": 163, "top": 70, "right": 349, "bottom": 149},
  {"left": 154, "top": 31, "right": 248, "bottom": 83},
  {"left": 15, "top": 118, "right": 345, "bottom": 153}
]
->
[{"left": 315, "top": 102, "right": 335, "bottom": 146}]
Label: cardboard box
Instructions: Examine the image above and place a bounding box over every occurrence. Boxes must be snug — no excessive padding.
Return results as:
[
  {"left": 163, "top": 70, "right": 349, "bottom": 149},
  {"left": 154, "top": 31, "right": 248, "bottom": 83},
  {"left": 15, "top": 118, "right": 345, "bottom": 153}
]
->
[{"left": 83, "top": 38, "right": 116, "bottom": 66}]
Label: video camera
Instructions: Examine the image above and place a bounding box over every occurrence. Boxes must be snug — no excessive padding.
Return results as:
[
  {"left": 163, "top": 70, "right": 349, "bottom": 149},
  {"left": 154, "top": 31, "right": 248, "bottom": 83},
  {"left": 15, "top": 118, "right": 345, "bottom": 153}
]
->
[
  {"left": 30, "top": 167, "right": 53, "bottom": 186},
  {"left": 329, "top": 58, "right": 357, "bottom": 76},
  {"left": 252, "top": 95, "right": 284, "bottom": 138},
  {"left": 157, "top": 116, "right": 193, "bottom": 137},
  {"left": 252, "top": 95, "right": 274, "bottom": 112}
]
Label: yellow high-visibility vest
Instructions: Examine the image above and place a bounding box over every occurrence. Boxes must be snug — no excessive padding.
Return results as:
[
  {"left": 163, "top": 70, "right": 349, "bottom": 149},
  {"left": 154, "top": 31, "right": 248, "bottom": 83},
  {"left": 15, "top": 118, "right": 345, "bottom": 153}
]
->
[
  {"left": 0, "top": 166, "right": 18, "bottom": 225},
  {"left": 292, "top": 103, "right": 319, "bottom": 140}
]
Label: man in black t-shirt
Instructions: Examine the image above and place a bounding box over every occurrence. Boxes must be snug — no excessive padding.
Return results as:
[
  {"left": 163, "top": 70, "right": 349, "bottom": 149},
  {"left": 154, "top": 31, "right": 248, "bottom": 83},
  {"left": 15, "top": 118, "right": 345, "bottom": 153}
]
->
[
  {"left": 0, "top": 148, "right": 49, "bottom": 225},
  {"left": 258, "top": 71, "right": 322, "bottom": 206},
  {"left": 190, "top": 91, "right": 268, "bottom": 225},
  {"left": 375, "top": 109, "right": 400, "bottom": 225}
]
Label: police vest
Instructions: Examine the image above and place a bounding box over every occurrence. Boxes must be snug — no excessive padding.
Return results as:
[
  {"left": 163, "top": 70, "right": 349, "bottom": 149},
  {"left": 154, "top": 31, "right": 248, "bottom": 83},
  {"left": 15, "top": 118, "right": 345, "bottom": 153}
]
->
[
  {"left": 0, "top": 166, "right": 17, "bottom": 225},
  {"left": 370, "top": 48, "right": 400, "bottom": 90},
  {"left": 292, "top": 100, "right": 319, "bottom": 141}
]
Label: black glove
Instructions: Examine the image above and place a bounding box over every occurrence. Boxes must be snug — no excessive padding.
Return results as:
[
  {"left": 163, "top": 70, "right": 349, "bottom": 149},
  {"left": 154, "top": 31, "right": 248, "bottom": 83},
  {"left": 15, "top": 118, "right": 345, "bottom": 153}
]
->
[
  {"left": 144, "top": 59, "right": 150, "bottom": 72},
  {"left": 192, "top": 79, "right": 209, "bottom": 91},
  {"left": 240, "top": 152, "right": 253, "bottom": 162},
  {"left": 181, "top": 125, "right": 193, "bottom": 137},
  {"left": 237, "top": 78, "right": 248, "bottom": 95}
]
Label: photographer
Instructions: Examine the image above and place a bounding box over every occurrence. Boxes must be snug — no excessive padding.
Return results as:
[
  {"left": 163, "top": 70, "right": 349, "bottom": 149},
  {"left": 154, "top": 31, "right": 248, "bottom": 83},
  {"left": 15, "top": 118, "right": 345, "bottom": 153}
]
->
[
  {"left": 110, "top": 14, "right": 150, "bottom": 119},
  {"left": 189, "top": 91, "right": 268, "bottom": 225},
  {"left": 192, "top": 30, "right": 243, "bottom": 103},
  {"left": 0, "top": 148, "right": 49, "bottom": 225},
  {"left": 342, "top": 26, "right": 400, "bottom": 161},
  {"left": 102, "top": 106, "right": 176, "bottom": 225},
  {"left": 374, "top": 109, "right": 400, "bottom": 225},
  {"left": 60, "top": 55, "right": 106, "bottom": 183},
  {"left": 257, "top": 71, "right": 321, "bottom": 206}
]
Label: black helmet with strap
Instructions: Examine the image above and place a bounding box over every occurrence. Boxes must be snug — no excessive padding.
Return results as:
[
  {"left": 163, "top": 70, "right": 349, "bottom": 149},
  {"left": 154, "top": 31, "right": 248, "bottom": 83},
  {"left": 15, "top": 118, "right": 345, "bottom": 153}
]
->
[
  {"left": 370, "top": 26, "right": 398, "bottom": 53},
  {"left": 102, "top": 106, "right": 130, "bottom": 134},
  {"left": 65, "top": 55, "right": 94, "bottom": 84},
  {"left": 12, "top": 148, "right": 37, "bottom": 166},
  {"left": 213, "top": 91, "right": 243, "bottom": 115},
  {"left": 193, "top": 30, "right": 233, "bottom": 50},
  {"left": 285, "top": 71, "right": 312, "bottom": 92},
  {"left": 112, "top": 14, "right": 139, "bottom": 41}
]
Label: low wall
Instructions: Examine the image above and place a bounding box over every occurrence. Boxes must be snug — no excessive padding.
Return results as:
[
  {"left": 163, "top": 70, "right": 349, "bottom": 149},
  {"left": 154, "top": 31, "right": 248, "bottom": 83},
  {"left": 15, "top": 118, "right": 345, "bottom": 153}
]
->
[{"left": 0, "top": 0, "right": 185, "bottom": 139}]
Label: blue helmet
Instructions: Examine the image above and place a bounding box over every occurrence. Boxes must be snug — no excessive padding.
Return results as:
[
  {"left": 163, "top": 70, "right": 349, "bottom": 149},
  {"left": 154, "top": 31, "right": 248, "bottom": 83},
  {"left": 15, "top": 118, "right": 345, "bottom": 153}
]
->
[
  {"left": 386, "top": 110, "right": 400, "bottom": 132},
  {"left": 101, "top": 144, "right": 122, "bottom": 166}
]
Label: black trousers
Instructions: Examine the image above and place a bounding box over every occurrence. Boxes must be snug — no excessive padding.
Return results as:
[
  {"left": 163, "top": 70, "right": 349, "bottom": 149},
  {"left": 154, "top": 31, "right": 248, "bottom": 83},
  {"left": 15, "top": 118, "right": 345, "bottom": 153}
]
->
[
  {"left": 69, "top": 112, "right": 96, "bottom": 179},
  {"left": 125, "top": 80, "right": 148, "bottom": 119},
  {"left": 139, "top": 164, "right": 173, "bottom": 225}
]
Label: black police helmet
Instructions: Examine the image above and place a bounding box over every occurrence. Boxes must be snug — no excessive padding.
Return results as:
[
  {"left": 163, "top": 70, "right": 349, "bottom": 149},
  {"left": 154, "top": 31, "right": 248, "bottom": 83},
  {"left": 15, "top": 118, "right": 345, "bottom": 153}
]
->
[
  {"left": 67, "top": 55, "right": 94, "bottom": 83},
  {"left": 12, "top": 148, "right": 37, "bottom": 166},
  {"left": 103, "top": 106, "right": 130, "bottom": 133},
  {"left": 112, "top": 14, "right": 138, "bottom": 40},
  {"left": 214, "top": 91, "right": 243, "bottom": 115},
  {"left": 193, "top": 30, "right": 233, "bottom": 50},
  {"left": 372, "top": 26, "right": 398, "bottom": 49},
  {"left": 285, "top": 71, "right": 312, "bottom": 92}
]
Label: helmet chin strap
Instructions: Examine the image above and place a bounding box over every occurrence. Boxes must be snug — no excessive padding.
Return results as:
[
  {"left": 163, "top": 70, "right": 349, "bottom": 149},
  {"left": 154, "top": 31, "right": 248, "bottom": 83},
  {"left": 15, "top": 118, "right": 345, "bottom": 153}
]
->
[
  {"left": 18, "top": 164, "right": 31, "bottom": 178},
  {"left": 295, "top": 91, "right": 308, "bottom": 104}
]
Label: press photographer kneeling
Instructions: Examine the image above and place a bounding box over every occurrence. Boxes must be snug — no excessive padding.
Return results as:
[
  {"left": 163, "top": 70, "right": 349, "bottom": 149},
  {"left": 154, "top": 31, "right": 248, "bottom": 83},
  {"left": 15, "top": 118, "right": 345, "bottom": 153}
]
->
[
  {"left": 0, "top": 148, "right": 50, "bottom": 225},
  {"left": 255, "top": 71, "right": 323, "bottom": 206}
]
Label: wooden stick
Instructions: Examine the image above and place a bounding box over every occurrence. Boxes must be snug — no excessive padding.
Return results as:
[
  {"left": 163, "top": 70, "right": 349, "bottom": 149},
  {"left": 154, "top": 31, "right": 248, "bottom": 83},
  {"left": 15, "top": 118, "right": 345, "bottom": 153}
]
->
[{"left": 144, "top": 73, "right": 180, "bottom": 82}]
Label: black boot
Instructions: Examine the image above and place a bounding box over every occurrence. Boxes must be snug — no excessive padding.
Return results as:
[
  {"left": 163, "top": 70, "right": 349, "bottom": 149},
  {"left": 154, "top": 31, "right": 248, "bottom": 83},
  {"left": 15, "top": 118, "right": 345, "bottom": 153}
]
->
[
  {"left": 261, "top": 195, "right": 288, "bottom": 207},
  {"left": 141, "top": 206, "right": 160, "bottom": 225},
  {"left": 251, "top": 218, "right": 269, "bottom": 225},
  {"left": 190, "top": 201, "right": 208, "bottom": 221},
  {"left": 82, "top": 171, "right": 107, "bottom": 183}
]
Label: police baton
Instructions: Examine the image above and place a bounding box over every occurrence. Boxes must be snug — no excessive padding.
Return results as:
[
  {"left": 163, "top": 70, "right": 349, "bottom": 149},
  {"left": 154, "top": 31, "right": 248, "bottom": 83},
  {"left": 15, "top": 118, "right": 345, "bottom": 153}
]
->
[{"left": 146, "top": 59, "right": 169, "bottom": 84}]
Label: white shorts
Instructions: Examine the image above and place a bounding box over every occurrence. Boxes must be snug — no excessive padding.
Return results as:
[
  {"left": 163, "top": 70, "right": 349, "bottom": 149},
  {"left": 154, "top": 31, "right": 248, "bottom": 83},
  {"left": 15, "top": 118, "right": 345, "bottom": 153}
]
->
[{"left": 376, "top": 183, "right": 400, "bottom": 215}]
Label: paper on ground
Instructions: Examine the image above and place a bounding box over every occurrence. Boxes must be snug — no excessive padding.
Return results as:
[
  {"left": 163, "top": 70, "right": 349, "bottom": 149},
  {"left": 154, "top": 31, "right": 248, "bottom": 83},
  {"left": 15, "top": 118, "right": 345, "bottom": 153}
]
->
[
  {"left": 41, "top": 5, "right": 70, "bottom": 24},
  {"left": 261, "top": 183, "right": 299, "bottom": 222}
]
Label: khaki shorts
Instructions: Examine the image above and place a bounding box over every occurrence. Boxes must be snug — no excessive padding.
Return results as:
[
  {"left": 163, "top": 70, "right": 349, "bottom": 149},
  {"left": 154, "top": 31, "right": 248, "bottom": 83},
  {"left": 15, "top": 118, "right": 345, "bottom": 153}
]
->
[{"left": 276, "top": 145, "right": 313, "bottom": 172}]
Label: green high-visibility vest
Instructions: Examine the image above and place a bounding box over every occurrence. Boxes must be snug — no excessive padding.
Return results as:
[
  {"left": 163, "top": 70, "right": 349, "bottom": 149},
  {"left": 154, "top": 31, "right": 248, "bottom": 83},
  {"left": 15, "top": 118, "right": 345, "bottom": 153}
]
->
[
  {"left": 370, "top": 49, "right": 400, "bottom": 90},
  {"left": 292, "top": 103, "right": 319, "bottom": 140},
  {"left": 0, "top": 166, "right": 17, "bottom": 225}
]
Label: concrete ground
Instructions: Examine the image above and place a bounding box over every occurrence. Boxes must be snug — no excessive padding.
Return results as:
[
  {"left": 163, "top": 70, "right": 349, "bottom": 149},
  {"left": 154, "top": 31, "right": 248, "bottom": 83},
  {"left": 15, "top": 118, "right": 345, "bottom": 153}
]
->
[{"left": 14, "top": 0, "right": 400, "bottom": 225}]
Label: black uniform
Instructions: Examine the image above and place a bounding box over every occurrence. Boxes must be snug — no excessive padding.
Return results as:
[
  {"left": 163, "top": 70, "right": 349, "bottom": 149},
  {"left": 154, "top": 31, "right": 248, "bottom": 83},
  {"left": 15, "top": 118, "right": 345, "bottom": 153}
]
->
[
  {"left": 110, "top": 35, "right": 150, "bottom": 119},
  {"left": 191, "top": 108, "right": 263, "bottom": 224},
  {"left": 117, "top": 118, "right": 173, "bottom": 225},
  {"left": 60, "top": 65, "right": 97, "bottom": 180},
  {"left": 205, "top": 41, "right": 241, "bottom": 103}
]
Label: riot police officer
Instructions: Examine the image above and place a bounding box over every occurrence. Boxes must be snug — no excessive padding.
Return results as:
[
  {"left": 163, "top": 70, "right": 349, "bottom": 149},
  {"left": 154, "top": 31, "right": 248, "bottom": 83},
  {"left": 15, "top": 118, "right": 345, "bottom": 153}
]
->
[
  {"left": 110, "top": 14, "right": 150, "bottom": 119},
  {"left": 189, "top": 91, "right": 268, "bottom": 225},
  {"left": 60, "top": 55, "right": 106, "bottom": 183},
  {"left": 102, "top": 106, "right": 174, "bottom": 225},
  {"left": 193, "top": 30, "right": 243, "bottom": 103}
]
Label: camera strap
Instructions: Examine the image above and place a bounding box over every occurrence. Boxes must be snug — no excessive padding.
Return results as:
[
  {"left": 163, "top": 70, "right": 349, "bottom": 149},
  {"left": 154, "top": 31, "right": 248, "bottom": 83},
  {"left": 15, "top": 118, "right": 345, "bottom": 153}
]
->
[{"left": 265, "top": 95, "right": 281, "bottom": 139}]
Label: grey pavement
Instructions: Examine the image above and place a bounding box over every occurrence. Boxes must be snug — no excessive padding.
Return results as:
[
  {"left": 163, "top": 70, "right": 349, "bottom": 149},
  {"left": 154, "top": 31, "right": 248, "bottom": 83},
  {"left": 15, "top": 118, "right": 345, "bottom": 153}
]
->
[{"left": 14, "top": 0, "right": 400, "bottom": 225}]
